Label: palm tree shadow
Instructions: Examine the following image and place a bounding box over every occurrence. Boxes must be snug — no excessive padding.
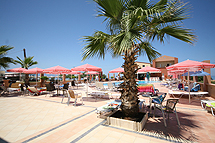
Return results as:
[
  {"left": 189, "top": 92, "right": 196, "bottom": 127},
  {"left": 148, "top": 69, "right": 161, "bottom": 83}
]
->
[{"left": 143, "top": 112, "right": 200, "bottom": 142}]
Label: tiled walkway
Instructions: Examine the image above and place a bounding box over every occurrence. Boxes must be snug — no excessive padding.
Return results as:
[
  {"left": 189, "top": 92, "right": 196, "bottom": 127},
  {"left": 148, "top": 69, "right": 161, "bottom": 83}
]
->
[{"left": 0, "top": 84, "right": 215, "bottom": 143}]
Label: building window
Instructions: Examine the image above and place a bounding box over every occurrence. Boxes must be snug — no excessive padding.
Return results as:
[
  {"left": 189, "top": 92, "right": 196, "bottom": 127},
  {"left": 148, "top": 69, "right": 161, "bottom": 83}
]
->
[{"left": 142, "top": 65, "right": 145, "bottom": 67}]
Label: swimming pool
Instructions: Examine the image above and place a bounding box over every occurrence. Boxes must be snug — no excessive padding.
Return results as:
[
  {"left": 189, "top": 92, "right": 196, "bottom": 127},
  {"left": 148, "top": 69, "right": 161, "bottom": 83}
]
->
[{"left": 103, "top": 80, "right": 160, "bottom": 86}]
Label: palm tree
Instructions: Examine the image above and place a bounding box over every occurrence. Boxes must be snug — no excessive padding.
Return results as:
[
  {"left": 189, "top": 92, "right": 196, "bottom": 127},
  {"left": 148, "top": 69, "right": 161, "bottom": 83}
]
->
[
  {"left": 14, "top": 56, "right": 38, "bottom": 85},
  {"left": 0, "top": 45, "right": 15, "bottom": 69},
  {"left": 82, "top": 0, "right": 196, "bottom": 117}
]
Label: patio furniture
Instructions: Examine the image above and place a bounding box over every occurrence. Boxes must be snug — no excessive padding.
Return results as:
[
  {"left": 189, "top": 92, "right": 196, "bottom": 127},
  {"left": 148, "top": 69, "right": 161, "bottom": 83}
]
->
[
  {"left": 107, "top": 82, "right": 117, "bottom": 91},
  {"left": 0, "top": 86, "right": 8, "bottom": 96},
  {"left": 86, "top": 84, "right": 110, "bottom": 101},
  {"left": 19, "top": 84, "right": 26, "bottom": 95},
  {"left": 149, "top": 93, "right": 167, "bottom": 114},
  {"left": 45, "top": 84, "right": 55, "bottom": 97},
  {"left": 201, "top": 100, "right": 215, "bottom": 109},
  {"left": 62, "top": 83, "right": 69, "bottom": 95},
  {"left": 138, "top": 84, "right": 159, "bottom": 95},
  {"left": 27, "top": 87, "right": 43, "bottom": 95},
  {"left": 206, "top": 102, "right": 215, "bottom": 117},
  {"left": 66, "top": 90, "right": 83, "bottom": 106},
  {"left": 201, "top": 100, "right": 215, "bottom": 116},
  {"left": 97, "top": 82, "right": 106, "bottom": 91},
  {"left": 154, "top": 98, "right": 180, "bottom": 127},
  {"left": 54, "top": 84, "right": 62, "bottom": 96},
  {"left": 96, "top": 100, "right": 121, "bottom": 118}
]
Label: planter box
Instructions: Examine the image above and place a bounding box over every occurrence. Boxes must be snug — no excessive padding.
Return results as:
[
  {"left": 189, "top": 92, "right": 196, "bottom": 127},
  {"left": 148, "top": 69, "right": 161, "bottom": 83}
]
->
[{"left": 107, "top": 110, "right": 148, "bottom": 131}]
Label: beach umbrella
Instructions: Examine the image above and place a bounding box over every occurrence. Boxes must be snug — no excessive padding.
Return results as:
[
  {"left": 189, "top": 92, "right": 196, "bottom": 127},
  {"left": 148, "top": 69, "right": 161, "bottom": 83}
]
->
[
  {"left": 109, "top": 67, "right": 124, "bottom": 73},
  {"left": 167, "top": 59, "right": 215, "bottom": 103},
  {"left": 7, "top": 67, "right": 27, "bottom": 81},
  {"left": 85, "top": 71, "right": 99, "bottom": 74},
  {"left": 44, "top": 66, "right": 70, "bottom": 83},
  {"left": 85, "top": 71, "right": 99, "bottom": 82},
  {"left": 66, "top": 71, "right": 82, "bottom": 75},
  {"left": 137, "top": 67, "right": 161, "bottom": 73},
  {"left": 61, "top": 71, "right": 83, "bottom": 81},
  {"left": 71, "top": 64, "right": 102, "bottom": 98},
  {"left": 71, "top": 64, "right": 102, "bottom": 72},
  {"left": 182, "top": 70, "right": 210, "bottom": 77},
  {"left": 43, "top": 65, "right": 70, "bottom": 73},
  {"left": 23, "top": 67, "right": 44, "bottom": 85}
]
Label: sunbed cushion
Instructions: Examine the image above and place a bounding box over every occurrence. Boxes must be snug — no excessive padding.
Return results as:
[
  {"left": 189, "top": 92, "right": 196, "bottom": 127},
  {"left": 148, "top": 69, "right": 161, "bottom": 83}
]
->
[
  {"left": 152, "top": 94, "right": 165, "bottom": 104},
  {"left": 206, "top": 102, "right": 215, "bottom": 107}
]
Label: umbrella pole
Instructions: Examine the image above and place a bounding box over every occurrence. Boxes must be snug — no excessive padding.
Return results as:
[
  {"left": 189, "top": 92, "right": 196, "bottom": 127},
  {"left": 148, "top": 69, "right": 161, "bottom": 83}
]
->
[
  {"left": 188, "top": 71, "right": 190, "bottom": 103},
  {"left": 36, "top": 72, "right": 38, "bottom": 87}
]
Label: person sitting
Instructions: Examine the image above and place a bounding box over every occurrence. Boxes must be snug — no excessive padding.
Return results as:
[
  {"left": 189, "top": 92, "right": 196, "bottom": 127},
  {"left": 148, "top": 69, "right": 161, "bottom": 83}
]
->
[{"left": 71, "top": 80, "right": 76, "bottom": 88}]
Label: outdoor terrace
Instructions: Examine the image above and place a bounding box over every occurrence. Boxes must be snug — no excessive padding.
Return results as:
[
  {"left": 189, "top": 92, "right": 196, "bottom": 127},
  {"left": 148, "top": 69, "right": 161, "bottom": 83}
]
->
[{"left": 0, "top": 83, "right": 215, "bottom": 143}]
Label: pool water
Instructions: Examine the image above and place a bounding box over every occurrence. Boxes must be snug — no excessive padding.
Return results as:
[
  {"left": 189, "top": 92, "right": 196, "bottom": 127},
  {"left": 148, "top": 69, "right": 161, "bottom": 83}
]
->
[{"left": 103, "top": 80, "right": 160, "bottom": 86}]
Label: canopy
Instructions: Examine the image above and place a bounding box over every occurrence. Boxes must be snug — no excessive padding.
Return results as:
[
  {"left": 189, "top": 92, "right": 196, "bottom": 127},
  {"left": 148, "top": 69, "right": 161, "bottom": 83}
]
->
[
  {"left": 23, "top": 67, "right": 44, "bottom": 74},
  {"left": 166, "top": 60, "right": 215, "bottom": 70},
  {"left": 63, "top": 71, "right": 82, "bottom": 75},
  {"left": 23, "top": 67, "right": 44, "bottom": 85},
  {"left": 138, "top": 67, "right": 161, "bottom": 73},
  {"left": 167, "top": 60, "right": 215, "bottom": 103},
  {"left": 109, "top": 67, "right": 124, "bottom": 73},
  {"left": 7, "top": 67, "right": 27, "bottom": 81},
  {"left": 85, "top": 71, "right": 99, "bottom": 75},
  {"left": 44, "top": 66, "right": 70, "bottom": 73},
  {"left": 7, "top": 67, "right": 27, "bottom": 73},
  {"left": 182, "top": 70, "right": 210, "bottom": 77},
  {"left": 168, "top": 69, "right": 185, "bottom": 75},
  {"left": 71, "top": 64, "right": 102, "bottom": 72}
]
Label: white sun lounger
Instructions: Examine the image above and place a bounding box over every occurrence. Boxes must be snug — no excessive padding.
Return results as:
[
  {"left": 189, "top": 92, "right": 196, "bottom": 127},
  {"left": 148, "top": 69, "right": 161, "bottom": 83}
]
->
[
  {"left": 201, "top": 100, "right": 215, "bottom": 116},
  {"left": 169, "top": 90, "right": 208, "bottom": 100}
]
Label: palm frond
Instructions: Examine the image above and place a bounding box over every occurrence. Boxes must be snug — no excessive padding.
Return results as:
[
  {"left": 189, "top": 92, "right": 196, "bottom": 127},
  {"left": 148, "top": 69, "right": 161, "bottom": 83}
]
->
[
  {"left": 81, "top": 31, "right": 111, "bottom": 61},
  {"left": 138, "top": 41, "right": 161, "bottom": 62}
]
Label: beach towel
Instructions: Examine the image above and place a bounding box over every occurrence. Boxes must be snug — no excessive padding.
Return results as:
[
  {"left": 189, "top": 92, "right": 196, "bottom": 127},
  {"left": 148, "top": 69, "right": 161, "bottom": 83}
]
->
[{"left": 137, "top": 84, "right": 155, "bottom": 94}]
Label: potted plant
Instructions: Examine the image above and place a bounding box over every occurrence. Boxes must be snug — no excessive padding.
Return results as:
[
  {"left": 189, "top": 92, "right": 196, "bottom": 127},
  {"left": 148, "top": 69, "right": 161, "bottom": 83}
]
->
[{"left": 40, "top": 76, "right": 49, "bottom": 86}]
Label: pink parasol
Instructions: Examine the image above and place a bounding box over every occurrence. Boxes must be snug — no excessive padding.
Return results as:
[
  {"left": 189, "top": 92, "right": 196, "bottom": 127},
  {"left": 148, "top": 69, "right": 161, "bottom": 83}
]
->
[
  {"left": 62, "top": 71, "right": 82, "bottom": 75},
  {"left": 44, "top": 66, "right": 70, "bottom": 83},
  {"left": 166, "top": 59, "right": 215, "bottom": 103},
  {"left": 7, "top": 67, "right": 27, "bottom": 73},
  {"left": 166, "top": 60, "right": 215, "bottom": 70},
  {"left": 138, "top": 67, "right": 161, "bottom": 73},
  {"left": 71, "top": 64, "right": 102, "bottom": 72},
  {"left": 109, "top": 67, "right": 124, "bottom": 73},
  {"left": 7, "top": 67, "right": 27, "bottom": 81},
  {"left": 23, "top": 67, "right": 44, "bottom": 85},
  {"left": 85, "top": 71, "right": 99, "bottom": 74},
  {"left": 23, "top": 67, "right": 44, "bottom": 74},
  {"left": 44, "top": 65, "right": 70, "bottom": 73}
]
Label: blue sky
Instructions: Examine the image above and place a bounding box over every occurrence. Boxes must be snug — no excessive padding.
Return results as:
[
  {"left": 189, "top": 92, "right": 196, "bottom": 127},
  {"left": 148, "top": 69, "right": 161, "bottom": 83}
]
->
[{"left": 1, "top": 0, "right": 215, "bottom": 77}]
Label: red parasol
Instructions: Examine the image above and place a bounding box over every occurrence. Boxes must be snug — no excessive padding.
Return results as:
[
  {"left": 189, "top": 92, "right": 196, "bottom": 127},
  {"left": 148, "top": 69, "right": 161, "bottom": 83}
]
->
[
  {"left": 109, "top": 67, "right": 124, "bottom": 73},
  {"left": 44, "top": 65, "right": 70, "bottom": 73},
  {"left": 7, "top": 67, "right": 27, "bottom": 81},
  {"left": 7, "top": 67, "right": 27, "bottom": 73},
  {"left": 23, "top": 67, "right": 44, "bottom": 85},
  {"left": 166, "top": 59, "right": 215, "bottom": 103},
  {"left": 23, "top": 67, "right": 44, "bottom": 74},
  {"left": 71, "top": 64, "right": 102, "bottom": 72},
  {"left": 85, "top": 71, "right": 99, "bottom": 74},
  {"left": 166, "top": 60, "right": 215, "bottom": 70},
  {"left": 138, "top": 67, "right": 161, "bottom": 73}
]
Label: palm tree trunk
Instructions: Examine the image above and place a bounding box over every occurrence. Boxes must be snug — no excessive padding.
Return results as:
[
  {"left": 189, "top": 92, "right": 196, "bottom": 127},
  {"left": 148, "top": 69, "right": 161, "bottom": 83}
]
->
[
  {"left": 120, "top": 48, "right": 140, "bottom": 117},
  {"left": 25, "top": 74, "right": 29, "bottom": 86}
]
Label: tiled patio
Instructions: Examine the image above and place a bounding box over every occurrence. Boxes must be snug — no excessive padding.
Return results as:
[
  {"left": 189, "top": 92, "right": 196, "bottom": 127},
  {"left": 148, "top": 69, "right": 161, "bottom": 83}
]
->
[{"left": 0, "top": 83, "right": 215, "bottom": 143}]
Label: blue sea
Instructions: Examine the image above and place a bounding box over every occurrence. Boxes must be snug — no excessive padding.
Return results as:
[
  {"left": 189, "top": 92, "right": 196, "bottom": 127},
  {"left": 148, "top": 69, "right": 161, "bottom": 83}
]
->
[{"left": 211, "top": 76, "right": 215, "bottom": 80}]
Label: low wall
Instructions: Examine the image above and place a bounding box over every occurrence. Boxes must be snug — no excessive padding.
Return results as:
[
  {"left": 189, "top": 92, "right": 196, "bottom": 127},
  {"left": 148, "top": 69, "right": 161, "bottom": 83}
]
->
[
  {"left": 207, "top": 84, "right": 215, "bottom": 99},
  {"left": 182, "top": 81, "right": 215, "bottom": 99}
]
